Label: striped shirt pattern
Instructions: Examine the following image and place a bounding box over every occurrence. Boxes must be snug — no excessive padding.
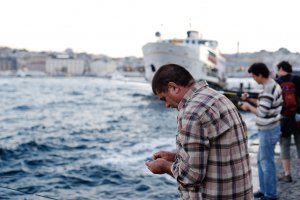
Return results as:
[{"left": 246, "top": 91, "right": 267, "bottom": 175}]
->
[
  {"left": 256, "top": 79, "right": 282, "bottom": 129},
  {"left": 171, "top": 81, "right": 253, "bottom": 200}
]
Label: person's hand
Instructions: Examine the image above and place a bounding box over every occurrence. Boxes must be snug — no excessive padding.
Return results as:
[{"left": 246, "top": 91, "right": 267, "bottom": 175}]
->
[
  {"left": 145, "top": 158, "right": 172, "bottom": 174},
  {"left": 239, "top": 101, "right": 251, "bottom": 111},
  {"left": 152, "top": 151, "right": 176, "bottom": 162},
  {"left": 240, "top": 93, "right": 249, "bottom": 101}
]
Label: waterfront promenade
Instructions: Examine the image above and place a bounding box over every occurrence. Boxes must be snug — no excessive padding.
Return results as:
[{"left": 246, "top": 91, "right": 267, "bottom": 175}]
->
[
  {"left": 250, "top": 140, "right": 299, "bottom": 199},
  {"left": 276, "top": 144, "right": 300, "bottom": 200}
]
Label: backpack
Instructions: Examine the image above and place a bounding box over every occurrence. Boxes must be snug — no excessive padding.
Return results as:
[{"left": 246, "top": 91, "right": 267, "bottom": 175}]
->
[{"left": 279, "top": 75, "right": 298, "bottom": 117}]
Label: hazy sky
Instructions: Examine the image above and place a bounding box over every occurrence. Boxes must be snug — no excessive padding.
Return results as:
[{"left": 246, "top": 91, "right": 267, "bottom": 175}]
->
[{"left": 1, "top": 0, "right": 299, "bottom": 57}]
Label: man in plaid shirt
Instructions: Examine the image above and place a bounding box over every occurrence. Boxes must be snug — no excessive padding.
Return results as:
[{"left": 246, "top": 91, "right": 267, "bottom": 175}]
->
[{"left": 146, "top": 64, "right": 253, "bottom": 199}]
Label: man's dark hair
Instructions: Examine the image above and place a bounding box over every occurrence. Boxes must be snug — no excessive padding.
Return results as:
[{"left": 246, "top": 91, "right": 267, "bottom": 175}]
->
[
  {"left": 277, "top": 61, "right": 292, "bottom": 73},
  {"left": 248, "top": 62, "right": 270, "bottom": 78},
  {"left": 151, "top": 64, "right": 194, "bottom": 94}
]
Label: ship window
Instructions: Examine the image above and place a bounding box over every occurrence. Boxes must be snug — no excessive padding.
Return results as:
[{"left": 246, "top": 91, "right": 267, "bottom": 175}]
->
[
  {"left": 192, "top": 40, "right": 195, "bottom": 44},
  {"left": 185, "top": 40, "right": 189, "bottom": 43},
  {"left": 150, "top": 64, "right": 156, "bottom": 72}
]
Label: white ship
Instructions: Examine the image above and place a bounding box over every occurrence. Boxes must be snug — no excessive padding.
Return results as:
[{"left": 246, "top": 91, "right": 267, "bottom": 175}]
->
[{"left": 142, "top": 30, "right": 227, "bottom": 88}]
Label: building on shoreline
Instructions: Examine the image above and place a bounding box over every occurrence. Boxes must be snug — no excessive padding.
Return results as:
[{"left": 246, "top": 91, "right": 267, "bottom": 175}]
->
[
  {"left": 0, "top": 57, "right": 17, "bottom": 72},
  {"left": 45, "top": 55, "right": 85, "bottom": 76},
  {"left": 0, "top": 47, "right": 144, "bottom": 77}
]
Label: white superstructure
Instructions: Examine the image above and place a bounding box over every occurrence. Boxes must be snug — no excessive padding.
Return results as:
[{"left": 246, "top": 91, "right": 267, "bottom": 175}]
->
[{"left": 142, "top": 31, "right": 226, "bottom": 88}]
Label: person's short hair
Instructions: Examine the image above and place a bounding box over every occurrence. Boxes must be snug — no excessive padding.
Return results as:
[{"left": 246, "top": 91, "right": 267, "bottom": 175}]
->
[
  {"left": 277, "top": 61, "right": 292, "bottom": 73},
  {"left": 248, "top": 62, "right": 270, "bottom": 78},
  {"left": 151, "top": 64, "right": 194, "bottom": 94}
]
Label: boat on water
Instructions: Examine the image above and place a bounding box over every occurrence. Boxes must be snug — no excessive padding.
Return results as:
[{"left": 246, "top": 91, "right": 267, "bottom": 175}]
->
[{"left": 142, "top": 30, "right": 227, "bottom": 89}]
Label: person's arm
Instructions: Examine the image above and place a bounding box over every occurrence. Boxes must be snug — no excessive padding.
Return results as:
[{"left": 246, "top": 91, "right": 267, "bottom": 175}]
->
[
  {"left": 239, "top": 101, "right": 257, "bottom": 114},
  {"left": 240, "top": 93, "right": 257, "bottom": 106},
  {"left": 171, "top": 113, "right": 209, "bottom": 187},
  {"left": 247, "top": 97, "right": 257, "bottom": 106},
  {"left": 243, "top": 92, "right": 274, "bottom": 118}
]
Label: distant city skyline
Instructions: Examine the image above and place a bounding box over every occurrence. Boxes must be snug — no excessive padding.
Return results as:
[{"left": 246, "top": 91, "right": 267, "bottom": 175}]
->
[{"left": 1, "top": 0, "right": 300, "bottom": 57}]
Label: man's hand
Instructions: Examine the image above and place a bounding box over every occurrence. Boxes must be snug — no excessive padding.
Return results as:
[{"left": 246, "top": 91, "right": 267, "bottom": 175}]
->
[
  {"left": 152, "top": 151, "right": 176, "bottom": 162},
  {"left": 145, "top": 158, "right": 172, "bottom": 175},
  {"left": 240, "top": 93, "right": 249, "bottom": 101},
  {"left": 239, "top": 101, "right": 251, "bottom": 111}
]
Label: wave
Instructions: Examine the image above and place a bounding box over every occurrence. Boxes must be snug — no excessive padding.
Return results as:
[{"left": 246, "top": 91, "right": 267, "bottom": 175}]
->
[{"left": 12, "top": 105, "right": 32, "bottom": 111}]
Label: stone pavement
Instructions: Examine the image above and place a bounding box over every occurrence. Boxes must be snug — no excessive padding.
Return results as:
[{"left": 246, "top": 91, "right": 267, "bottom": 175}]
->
[
  {"left": 276, "top": 144, "right": 300, "bottom": 200},
  {"left": 249, "top": 141, "right": 300, "bottom": 200}
]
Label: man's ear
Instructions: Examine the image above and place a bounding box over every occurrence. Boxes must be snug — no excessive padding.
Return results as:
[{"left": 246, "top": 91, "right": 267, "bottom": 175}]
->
[{"left": 167, "top": 82, "right": 180, "bottom": 93}]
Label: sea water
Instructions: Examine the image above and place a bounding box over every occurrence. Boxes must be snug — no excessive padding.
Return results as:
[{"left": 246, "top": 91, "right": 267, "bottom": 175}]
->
[{"left": 0, "top": 77, "right": 258, "bottom": 200}]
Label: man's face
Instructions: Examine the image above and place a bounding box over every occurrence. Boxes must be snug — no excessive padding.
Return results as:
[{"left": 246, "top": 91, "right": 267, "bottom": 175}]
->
[
  {"left": 251, "top": 73, "right": 262, "bottom": 84},
  {"left": 156, "top": 88, "right": 179, "bottom": 109},
  {"left": 277, "top": 67, "right": 284, "bottom": 77}
]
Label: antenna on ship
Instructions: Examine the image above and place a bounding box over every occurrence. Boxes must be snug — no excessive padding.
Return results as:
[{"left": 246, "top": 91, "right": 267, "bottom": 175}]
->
[
  {"left": 236, "top": 40, "right": 240, "bottom": 58},
  {"left": 187, "top": 18, "right": 203, "bottom": 38},
  {"left": 155, "top": 31, "right": 161, "bottom": 40},
  {"left": 155, "top": 24, "right": 163, "bottom": 41}
]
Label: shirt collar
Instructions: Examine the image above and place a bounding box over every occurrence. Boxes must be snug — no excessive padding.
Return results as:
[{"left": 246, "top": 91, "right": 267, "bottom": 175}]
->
[{"left": 178, "top": 80, "right": 208, "bottom": 110}]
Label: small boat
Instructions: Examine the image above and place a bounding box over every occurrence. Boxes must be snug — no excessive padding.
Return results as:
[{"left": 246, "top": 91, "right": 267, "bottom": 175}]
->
[{"left": 142, "top": 30, "right": 227, "bottom": 89}]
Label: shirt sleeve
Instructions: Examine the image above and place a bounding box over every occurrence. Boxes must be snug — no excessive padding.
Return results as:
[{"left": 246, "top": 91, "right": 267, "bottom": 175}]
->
[
  {"left": 256, "top": 93, "right": 273, "bottom": 117},
  {"left": 171, "top": 111, "right": 210, "bottom": 188}
]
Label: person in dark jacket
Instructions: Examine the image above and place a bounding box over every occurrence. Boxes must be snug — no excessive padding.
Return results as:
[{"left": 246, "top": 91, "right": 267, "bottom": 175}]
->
[{"left": 276, "top": 61, "right": 300, "bottom": 183}]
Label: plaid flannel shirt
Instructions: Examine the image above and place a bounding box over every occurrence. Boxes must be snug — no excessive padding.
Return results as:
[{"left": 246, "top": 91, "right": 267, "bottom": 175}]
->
[{"left": 171, "top": 81, "right": 253, "bottom": 200}]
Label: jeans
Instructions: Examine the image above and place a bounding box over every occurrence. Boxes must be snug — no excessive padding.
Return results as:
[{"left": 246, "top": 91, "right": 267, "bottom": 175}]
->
[{"left": 257, "top": 125, "right": 281, "bottom": 198}]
